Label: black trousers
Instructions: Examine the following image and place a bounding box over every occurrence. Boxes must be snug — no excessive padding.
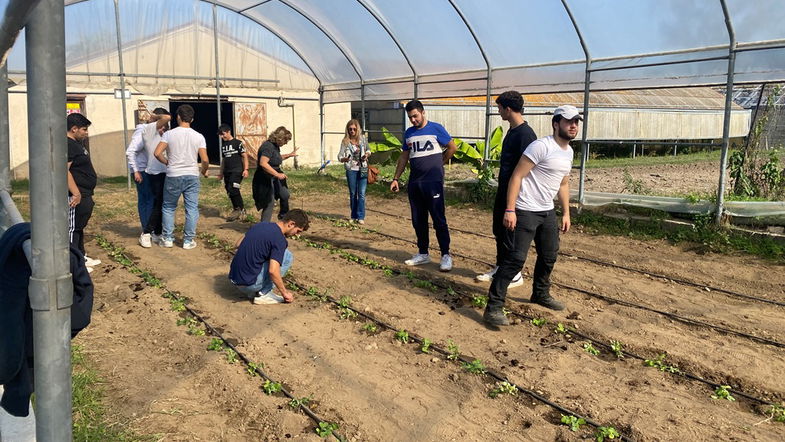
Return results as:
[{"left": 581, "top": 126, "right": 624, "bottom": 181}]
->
[
  {"left": 143, "top": 173, "right": 166, "bottom": 235},
  {"left": 491, "top": 185, "right": 509, "bottom": 267},
  {"left": 68, "top": 194, "right": 94, "bottom": 255},
  {"left": 487, "top": 209, "right": 559, "bottom": 310},
  {"left": 223, "top": 170, "right": 244, "bottom": 210},
  {"left": 408, "top": 180, "right": 450, "bottom": 255}
]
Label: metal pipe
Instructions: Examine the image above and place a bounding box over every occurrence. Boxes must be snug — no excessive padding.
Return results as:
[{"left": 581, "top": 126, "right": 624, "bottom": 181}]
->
[
  {"left": 716, "top": 0, "right": 737, "bottom": 225},
  {"left": 561, "top": 0, "right": 592, "bottom": 205},
  {"left": 9, "top": 70, "right": 279, "bottom": 84},
  {"left": 0, "top": 0, "right": 41, "bottom": 65},
  {"left": 360, "top": 83, "right": 366, "bottom": 132},
  {"left": 319, "top": 88, "right": 325, "bottom": 166},
  {"left": 588, "top": 54, "right": 729, "bottom": 73},
  {"left": 113, "top": 0, "right": 131, "bottom": 191},
  {"left": 354, "top": 0, "right": 418, "bottom": 88},
  {"left": 25, "top": 0, "right": 72, "bottom": 440},
  {"left": 0, "top": 63, "right": 10, "bottom": 192},
  {"left": 743, "top": 83, "right": 767, "bottom": 152},
  {"left": 213, "top": 2, "right": 223, "bottom": 170}
]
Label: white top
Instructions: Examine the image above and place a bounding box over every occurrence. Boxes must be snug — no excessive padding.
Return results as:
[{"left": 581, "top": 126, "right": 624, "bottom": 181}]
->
[
  {"left": 141, "top": 122, "right": 168, "bottom": 175},
  {"left": 125, "top": 124, "right": 146, "bottom": 173},
  {"left": 160, "top": 126, "right": 206, "bottom": 177},
  {"left": 516, "top": 135, "right": 573, "bottom": 211}
]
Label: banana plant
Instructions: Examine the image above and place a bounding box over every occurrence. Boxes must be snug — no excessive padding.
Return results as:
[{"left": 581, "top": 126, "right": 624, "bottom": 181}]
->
[
  {"left": 453, "top": 126, "right": 504, "bottom": 173},
  {"left": 368, "top": 127, "right": 402, "bottom": 166}
]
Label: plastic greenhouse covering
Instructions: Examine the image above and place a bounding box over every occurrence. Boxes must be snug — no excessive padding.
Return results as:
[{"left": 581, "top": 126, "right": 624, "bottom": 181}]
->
[{"left": 1, "top": 0, "right": 784, "bottom": 102}]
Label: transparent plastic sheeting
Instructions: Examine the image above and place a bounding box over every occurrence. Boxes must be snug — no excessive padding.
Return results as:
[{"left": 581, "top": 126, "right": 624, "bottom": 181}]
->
[
  {"left": 576, "top": 191, "right": 785, "bottom": 218},
  {"left": 5, "top": 0, "right": 785, "bottom": 100}
]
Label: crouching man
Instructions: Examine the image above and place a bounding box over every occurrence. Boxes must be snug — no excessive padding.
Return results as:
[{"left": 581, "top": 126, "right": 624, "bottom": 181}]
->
[{"left": 229, "top": 209, "right": 309, "bottom": 304}]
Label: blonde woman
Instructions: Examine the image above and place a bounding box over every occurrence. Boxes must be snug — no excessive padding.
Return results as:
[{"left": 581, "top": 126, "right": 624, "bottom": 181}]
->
[
  {"left": 338, "top": 119, "right": 369, "bottom": 223},
  {"left": 252, "top": 126, "right": 298, "bottom": 222}
]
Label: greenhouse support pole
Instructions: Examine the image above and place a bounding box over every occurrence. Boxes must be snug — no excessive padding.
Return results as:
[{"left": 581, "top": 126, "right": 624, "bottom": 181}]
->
[
  {"left": 319, "top": 89, "right": 325, "bottom": 166},
  {"left": 361, "top": 83, "right": 366, "bottom": 133},
  {"left": 0, "top": 63, "right": 10, "bottom": 192},
  {"left": 25, "top": 0, "right": 73, "bottom": 440},
  {"left": 113, "top": 0, "right": 130, "bottom": 191},
  {"left": 213, "top": 2, "right": 223, "bottom": 168},
  {"left": 716, "top": 0, "right": 737, "bottom": 225}
]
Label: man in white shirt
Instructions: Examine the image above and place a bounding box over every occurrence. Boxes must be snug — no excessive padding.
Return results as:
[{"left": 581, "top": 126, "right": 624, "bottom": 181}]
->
[
  {"left": 153, "top": 104, "right": 209, "bottom": 249},
  {"left": 484, "top": 105, "right": 581, "bottom": 326}
]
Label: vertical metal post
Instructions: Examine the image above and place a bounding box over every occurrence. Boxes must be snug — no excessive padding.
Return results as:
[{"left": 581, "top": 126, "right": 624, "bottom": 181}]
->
[
  {"left": 212, "top": 2, "right": 223, "bottom": 165},
  {"left": 113, "top": 0, "right": 130, "bottom": 190},
  {"left": 673, "top": 142, "right": 677, "bottom": 156},
  {"left": 413, "top": 78, "right": 418, "bottom": 100},
  {"left": 26, "top": 0, "right": 72, "bottom": 440},
  {"left": 0, "top": 63, "right": 10, "bottom": 191},
  {"left": 319, "top": 88, "right": 325, "bottom": 166},
  {"left": 482, "top": 71, "right": 492, "bottom": 165},
  {"left": 290, "top": 105, "right": 298, "bottom": 169},
  {"left": 632, "top": 142, "right": 636, "bottom": 158},
  {"left": 716, "top": 0, "right": 737, "bottom": 225},
  {"left": 360, "top": 83, "right": 366, "bottom": 132}
]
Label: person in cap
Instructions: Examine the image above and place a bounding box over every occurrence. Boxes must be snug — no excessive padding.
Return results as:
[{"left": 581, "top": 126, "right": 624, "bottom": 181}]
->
[{"left": 483, "top": 105, "right": 581, "bottom": 326}]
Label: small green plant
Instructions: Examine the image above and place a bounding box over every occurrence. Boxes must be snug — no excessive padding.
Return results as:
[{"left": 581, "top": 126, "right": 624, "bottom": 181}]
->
[
  {"left": 394, "top": 330, "right": 410, "bottom": 344},
  {"left": 247, "top": 362, "right": 262, "bottom": 377},
  {"left": 610, "top": 340, "right": 624, "bottom": 359},
  {"left": 170, "top": 298, "right": 186, "bottom": 312},
  {"left": 711, "top": 385, "right": 735, "bottom": 401},
  {"left": 338, "top": 307, "right": 358, "bottom": 320},
  {"left": 502, "top": 307, "right": 511, "bottom": 317},
  {"left": 187, "top": 325, "right": 205, "bottom": 336},
  {"left": 338, "top": 295, "right": 352, "bottom": 308},
  {"left": 767, "top": 404, "right": 785, "bottom": 422},
  {"left": 420, "top": 338, "right": 432, "bottom": 353},
  {"left": 262, "top": 379, "right": 282, "bottom": 395},
  {"left": 446, "top": 286, "right": 456, "bottom": 296},
  {"left": 622, "top": 168, "right": 648, "bottom": 194},
  {"left": 224, "top": 348, "right": 238, "bottom": 364},
  {"left": 583, "top": 342, "right": 600, "bottom": 356},
  {"left": 595, "top": 426, "right": 620, "bottom": 441},
  {"left": 315, "top": 421, "right": 339, "bottom": 438},
  {"left": 560, "top": 414, "right": 586, "bottom": 432},
  {"left": 176, "top": 317, "right": 197, "bottom": 327},
  {"left": 412, "top": 278, "right": 438, "bottom": 292},
  {"left": 289, "top": 396, "right": 312, "bottom": 409},
  {"left": 383, "top": 269, "right": 395, "bottom": 277},
  {"left": 207, "top": 338, "right": 224, "bottom": 351},
  {"left": 461, "top": 359, "right": 486, "bottom": 375},
  {"left": 488, "top": 381, "right": 518, "bottom": 398},
  {"left": 555, "top": 323, "right": 568, "bottom": 334},
  {"left": 644, "top": 354, "right": 680, "bottom": 373},
  {"left": 471, "top": 295, "right": 488, "bottom": 308},
  {"left": 361, "top": 322, "right": 378, "bottom": 334},
  {"left": 530, "top": 318, "right": 547, "bottom": 327},
  {"left": 446, "top": 339, "right": 460, "bottom": 361}
]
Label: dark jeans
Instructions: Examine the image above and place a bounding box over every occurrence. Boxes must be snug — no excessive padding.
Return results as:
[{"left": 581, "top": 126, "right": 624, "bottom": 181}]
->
[
  {"left": 68, "top": 194, "right": 94, "bottom": 255},
  {"left": 491, "top": 185, "right": 508, "bottom": 267},
  {"left": 135, "top": 171, "right": 154, "bottom": 230},
  {"left": 408, "top": 180, "right": 450, "bottom": 255},
  {"left": 143, "top": 173, "right": 166, "bottom": 235},
  {"left": 487, "top": 209, "right": 559, "bottom": 310},
  {"left": 223, "top": 170, "right": 244, "bottom": 210}
]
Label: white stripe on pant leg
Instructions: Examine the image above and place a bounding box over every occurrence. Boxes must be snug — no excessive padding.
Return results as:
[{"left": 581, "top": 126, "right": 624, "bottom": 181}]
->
[{"left": 68, "top": 204, "right": 76, "bottom": 243}]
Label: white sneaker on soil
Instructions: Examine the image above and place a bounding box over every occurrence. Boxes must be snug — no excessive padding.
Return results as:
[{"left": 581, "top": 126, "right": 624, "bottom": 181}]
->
[
  {"left": 139, "top": 233, "right": 152, "bottom": 248},
  {"left": 84, "top": 255, "right": 101, "bottom": 266},
  {"left": 404, "top": 253, "right": 430, "bottom": 266},
  {"left": 476, "top": 266, "right": 498, "bottom": 282},
  {"left": 182, "top": 240, "right": 197, "bottom": 250},
  {"left": 439, "top": 254, "right": 453, "bottom": 272},
  {"left": 357, "top": 219, "right": 365, "bottom": 225},
  {"left": 151, "top": 233, "right": 162, "bottom": 245},
  {"left": 161, "top": 239, "right": 174, "bottom": 248},
  {"left": 86, "top": 266, "right": 94, "bottom": 274},
  {"left": 253, "top": 291, "right": 285, "bottom": 305},
  {"left": 509, "top": 272, "right": 524, "bottom": 288}
]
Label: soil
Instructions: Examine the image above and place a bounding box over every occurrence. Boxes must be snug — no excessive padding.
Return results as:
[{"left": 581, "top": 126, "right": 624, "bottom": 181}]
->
[{"left": 74, "top": 169, "right": 785, "bottom": 441}]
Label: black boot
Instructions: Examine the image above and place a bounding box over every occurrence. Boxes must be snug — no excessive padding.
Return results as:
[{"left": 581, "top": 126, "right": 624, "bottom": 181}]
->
[
  {"left": 531, "top": 295, "right": 565, "bottom": 311},
  {"left": 483, "top": 307, "right": 510, "bottom": 326}
]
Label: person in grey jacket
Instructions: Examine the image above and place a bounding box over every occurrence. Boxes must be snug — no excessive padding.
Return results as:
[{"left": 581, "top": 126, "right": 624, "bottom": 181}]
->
[{"left": 338, "top": 119, "right": 369, "bottom": 224}]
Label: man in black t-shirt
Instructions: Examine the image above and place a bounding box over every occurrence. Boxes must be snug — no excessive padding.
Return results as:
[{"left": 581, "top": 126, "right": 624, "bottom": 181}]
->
[
  {"left": 66, "top": 113, "right": 100, "bottom": 271},
  {"left": 475, "top": 91, "right": 538, "bottom": 286},
  {"left": 217, "top": 124, "right": 249, "bottom": 221}
]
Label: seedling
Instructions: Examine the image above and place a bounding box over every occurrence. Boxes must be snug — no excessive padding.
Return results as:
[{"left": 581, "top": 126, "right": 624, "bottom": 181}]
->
[
  {"left": 187, "top": 325, "right": 205, "bottom": 336},
  {"left": 361, "top": 322, "right": 378, "bottom": 334},
  {"left": 488, "top": 381, "right": 518, "bottom": 398},
  {"left": 394, "top": 330, "right": 410, "bottom": 344},
  {"left": 768, "top": 404, "right": 785, "bottom": 422},
  {"left": 583, "top": 342, "right": 600, "bottom": 356},
  {"left": 338, "top": 307, "right": 358, "bottom": 320},
  {"left": 412, "top": 278, "right": 438, "bottom": 292},
  {"left": 338, "top": 295, "right": 352, "bottom": 308},
  {"left": 315, "top": 421, "right": 339, "bottom": 438},
  {"left": 262, "top": 379, "right": 282, "bottom": 395},
  {"left": 446, "top": 286, "right": 456, "bottom": 296},
  {"left": 610, "top": 340, "right": 624, "bottom": 359},
  {"left": 207, "top": 338, "right": 224, "bottom": 351},
  {"left": 560, "top": 414, "right": 586, "bottom": 432},
  {"left": 595, "top": 426, "right": 620, "bottom": 441},
  {"left": 471, "top": 295, "right": 488, "bottom": 308},
  {"left": 555, "top": 323, "right": 568, "bottom": 334},
  {"left": 446, "top": 339, "right": 460, "bottom": 361},
  {"left": 530, "top": 318, "right": 547, "bottom": 327},
  {"left": 170, "top": 298, "right": 186, "bottom": 312},
  {"left": 711, "top": 385, "right": 735, "bottom": 401},
  {"left": 225, "top": 348, "right": 238, "bottom": 364},
  {"left": 420, "top": 338, "right": 432, "bottom": 353},
  {"left": 383, "top": 269, "right": 395, "bottom": 277},
  {"left": 502, "top": 307, "right": 512, "bottom": 316},
  {"left": 461, "top": 359, "right": 486, "bottom": 375},
  {"left": 247, "top": 362, "right": 262, "bottom": 377},
  {"left": 644, "top": 354, "right": 680, "bottom": 373},
  {"left": 289, "top": 396, "right": 312, "bottom": 409},
  {"left": 176, "top": 317, "right": 197, "bottom": 327}
]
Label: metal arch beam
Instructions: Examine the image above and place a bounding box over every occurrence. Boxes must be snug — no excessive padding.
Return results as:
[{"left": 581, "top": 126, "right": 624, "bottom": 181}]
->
[
  {"left": 445, "top": 0, "right": 492, "bottom": 164},
  {"left": 715, "top": 0, "right": 737, "bottom": 225},
  {"left": 354, "top": 0, "right": 418, "bottom": 97},
  {"left": 0, "top": 0, "right": 41, "bottom": 64},
  {"left": 560, "top": 0, "right": 592, "bottom": 206}
]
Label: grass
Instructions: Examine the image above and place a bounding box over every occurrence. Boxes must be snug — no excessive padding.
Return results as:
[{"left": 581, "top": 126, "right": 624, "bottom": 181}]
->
[{"left": 72, "top": 344, "right": 153, "bottom": 441}]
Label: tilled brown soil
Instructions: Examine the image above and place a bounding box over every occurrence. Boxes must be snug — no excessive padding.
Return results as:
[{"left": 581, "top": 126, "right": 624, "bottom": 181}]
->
[{"left": 77, "top": 181, "right": 785, "bottom": 441}]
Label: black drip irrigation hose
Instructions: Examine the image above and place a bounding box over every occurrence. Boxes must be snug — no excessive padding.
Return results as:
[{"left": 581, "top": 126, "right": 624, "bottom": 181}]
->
[
  {"left": 96, "top": 237, "right": 346, "bottom": 441},
  {"left": 299, "top": 237, "right": 782, "bottom": 410},
  {"left": 286, "top": 280, "right": 635, "bottom": 442},
  {"left": 364, "top": 207, "right": 785, "bottom": 308},
  {"left": 314, "top": 214, "right": 785, "bottom": 351}
]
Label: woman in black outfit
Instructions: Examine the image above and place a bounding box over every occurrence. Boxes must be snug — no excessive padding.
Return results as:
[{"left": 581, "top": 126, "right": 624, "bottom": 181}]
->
[{"left": 252, "top": 126, "right": 298, "bottom": 222}]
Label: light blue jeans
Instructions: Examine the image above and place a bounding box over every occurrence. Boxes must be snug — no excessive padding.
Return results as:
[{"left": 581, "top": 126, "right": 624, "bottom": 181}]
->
[
  {"left": 162, "top": 175, "right": 200, "bottom": 242},
  {"left": 234, "top": 249, "right": 293, "bottom": 296},
  {"left": 346, "top": 169, "right": 367, "bottom": 220}
]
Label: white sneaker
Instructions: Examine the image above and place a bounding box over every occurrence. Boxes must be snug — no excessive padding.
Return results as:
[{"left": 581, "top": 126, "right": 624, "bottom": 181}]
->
[
  {"left": 161, "top": 239, "right": 174, "bottom": 248},
  {"left": 509, "top": 272, "right": 524, "bottom": 288},
  {"left": 86, "top": 266, "right": 94, "bottom": 274},
  {"left": 476, "top": 266, "right": 498, "bottom": 282},
  {"left": 151, "top": 233, "right": 162, "bottom": 245},
  {"left": 182, "top": 240, "right": 197, "bottom": 250},
  {"left": 439, "top": 254, "right": 453, "bottom": 272},
  {"left": 357, "top": 219, "right": 365, "bottom": 225},
  {"left": 404, "top": 254, "right": 430, "bottom": 266},
  {"left": 253, "top": 291, "right": 285, "bottom": 305},
  {"left": 84, "top": 255, "right": 101, "bottom": 266},
  {"left": 139, "top": 233, "right": 152, "bottom": 248}
]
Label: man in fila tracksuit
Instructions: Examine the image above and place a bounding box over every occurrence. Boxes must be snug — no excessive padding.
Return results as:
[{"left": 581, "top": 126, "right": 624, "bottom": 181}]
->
[{"left": 390, "top": 100, "right": 457, "bottom": 272}]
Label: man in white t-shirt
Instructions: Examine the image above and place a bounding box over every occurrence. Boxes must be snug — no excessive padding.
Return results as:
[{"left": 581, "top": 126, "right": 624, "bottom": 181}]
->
[
  {"left": 484, "top": 105, "right": 581, "bottom": 325},
  {"left": 153, "top": 104, "right": 209, "bottom": 250}
]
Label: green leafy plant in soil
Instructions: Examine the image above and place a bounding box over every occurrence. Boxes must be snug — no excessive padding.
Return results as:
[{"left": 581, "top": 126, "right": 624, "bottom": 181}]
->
[
  {"left": 247, "top": 362, "right": 262, "bottom": 377},
  {"left": 446, "top": 339, "right": 460, "bottom": 361},
  {"left": 711, "top": 385, "right": 735, "bottom": 401},
  {"left": 207, "top": 338, "right": 224, "bottom": 351},
  {"left": 224, "top": 348, "right": 238, "bottom": 364},
  {"left": 768, "top": 404, "right": 785, "bottom": 423},
  {"left": 394, "top": 330, "right": 410, "bottom": 344},
  {"left": 610, "top": 340, "right": 625, "bottom": 359},
  {"left": 488, "top": 381, "right": 518, "bottom": 398},
  {"left": 471, "top": 295, "right": 488, "bottom": 308},
  {"left": 583, "top": 342, "right": 600, "bottom": 356},
  {"left": 643, "top": 354, "right": 680, "bottom": 374},
  {"left": 262, "top": 380, "right": 282, "bottom": 395},
  {"left": 461, "top": 359, "right": 487, "bottom": 375},
  {"left": 530, "top": 318, "right": 547, "bottom": 327},
  {"left": 289, "top": 396, "right": 312, "bottom": 409},
  {"left": 361, "top": 322, "right": 379, "bottom": 334},
  {"left": 420, "top": 338, "right": 433, "bottom": 354},
  {"left": 595, "top": 426, "right": 620, "bottom": 441},
  {"left": 560, "top": 414, "right": 586, "bottom": 432},
  {"left": 315, "top": 421, "right": 339, "bottom": 438}
]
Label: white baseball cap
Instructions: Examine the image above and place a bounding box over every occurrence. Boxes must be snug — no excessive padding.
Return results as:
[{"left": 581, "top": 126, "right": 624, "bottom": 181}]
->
[{"left": 553, "top": 105, "right": 583, "bottom": 120}]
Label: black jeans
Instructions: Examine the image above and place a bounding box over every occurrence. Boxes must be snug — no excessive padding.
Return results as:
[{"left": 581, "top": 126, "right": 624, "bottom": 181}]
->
[
  {"left": 487, "top": 209, "right": 559, "bottom": 310},
  {"left": 408, "top": 180, "right": 450, "bottom": 255},
  {"left": 491, "top": 185, "right": 508, "bottom": 266},
  {"left": 69, "top": 194, "right": 94, "bottom": 255},
  {"left": 223, "top": 170, "right": 244, "bottom": 210},
  {"left": 143, "top": 173, "right": 166, "bottom": 235}
]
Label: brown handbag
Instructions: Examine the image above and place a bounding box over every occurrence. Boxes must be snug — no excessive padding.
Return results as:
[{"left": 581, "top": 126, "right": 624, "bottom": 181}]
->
[{"left": 367, "top": 166, "right": 380, "bottom": 184}]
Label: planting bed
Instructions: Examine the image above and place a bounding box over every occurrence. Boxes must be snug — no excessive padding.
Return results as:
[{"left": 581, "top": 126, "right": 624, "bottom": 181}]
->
[{"left": 73, "top": 178, "right": 785, "bottom": 441}]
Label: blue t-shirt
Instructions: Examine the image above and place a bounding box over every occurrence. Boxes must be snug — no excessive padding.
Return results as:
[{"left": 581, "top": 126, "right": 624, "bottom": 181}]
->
[
  {"left": 229, "top": 222, "right": 288, "bottom": 286},
  {"left": 403, "top": 121, "right": 451, "bottom": 182}
]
